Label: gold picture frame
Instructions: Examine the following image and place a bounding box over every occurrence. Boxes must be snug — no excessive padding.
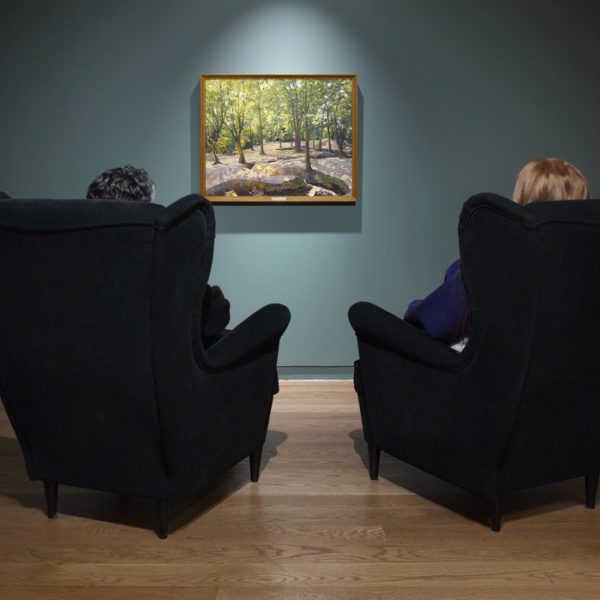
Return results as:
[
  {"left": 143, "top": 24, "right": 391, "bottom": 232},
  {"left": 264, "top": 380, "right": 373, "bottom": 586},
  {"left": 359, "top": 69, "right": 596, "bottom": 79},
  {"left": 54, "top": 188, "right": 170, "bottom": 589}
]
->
[{"left": 200, "top": 74, "right": 358, "bottom": 204}]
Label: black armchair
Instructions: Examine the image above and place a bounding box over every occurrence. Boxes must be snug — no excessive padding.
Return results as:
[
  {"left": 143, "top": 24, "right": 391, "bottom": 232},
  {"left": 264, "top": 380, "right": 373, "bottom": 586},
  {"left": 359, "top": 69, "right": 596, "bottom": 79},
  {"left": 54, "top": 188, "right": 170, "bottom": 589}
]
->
[
  {"left": 349, "top": 193, "right": 600, "bottom": 530},
  {"left": 0, "top": 194, "right": 290, "bottom": 537}
]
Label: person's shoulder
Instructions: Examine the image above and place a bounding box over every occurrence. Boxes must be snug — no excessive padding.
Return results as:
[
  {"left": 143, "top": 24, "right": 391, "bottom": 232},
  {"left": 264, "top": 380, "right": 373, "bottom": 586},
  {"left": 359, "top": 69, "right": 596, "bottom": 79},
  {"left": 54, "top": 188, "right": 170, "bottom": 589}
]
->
[{"left": 444, "top": 259, "right": 461, "bottom": 279}]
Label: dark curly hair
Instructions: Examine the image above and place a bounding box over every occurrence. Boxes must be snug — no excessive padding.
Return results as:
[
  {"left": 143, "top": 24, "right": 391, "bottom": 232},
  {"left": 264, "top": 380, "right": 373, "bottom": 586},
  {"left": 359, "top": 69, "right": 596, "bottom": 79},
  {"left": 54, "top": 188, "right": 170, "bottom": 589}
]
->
[{"left": 86, "top": 165, "right": 156, "bottom": 203}]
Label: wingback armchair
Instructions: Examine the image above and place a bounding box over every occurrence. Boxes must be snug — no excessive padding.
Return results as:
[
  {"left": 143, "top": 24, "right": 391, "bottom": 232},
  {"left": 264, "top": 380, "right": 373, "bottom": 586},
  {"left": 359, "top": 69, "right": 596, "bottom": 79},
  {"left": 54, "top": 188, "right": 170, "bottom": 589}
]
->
[
  {"left": 0, "top": 194, "right": 290, "bottom": 537},
  {"left": 349, "top": 193, "right": 600, "bottom": 530}
]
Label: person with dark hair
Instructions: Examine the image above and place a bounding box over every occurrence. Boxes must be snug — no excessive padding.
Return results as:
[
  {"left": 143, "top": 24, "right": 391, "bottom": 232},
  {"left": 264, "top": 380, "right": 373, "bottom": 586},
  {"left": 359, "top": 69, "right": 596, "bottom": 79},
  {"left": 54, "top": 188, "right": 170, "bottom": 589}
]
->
[
  {"left": 404, "top": 158, "right": 591, "bottom": 350},
  {"left": 0, "top": 191, "right": 10, "bottom": 199},
  {"left": 86, "top": 165, "right": 156, "bottom": 202},
  {"left": 87, "top": 165, "right": 230, "bottom": 345}
]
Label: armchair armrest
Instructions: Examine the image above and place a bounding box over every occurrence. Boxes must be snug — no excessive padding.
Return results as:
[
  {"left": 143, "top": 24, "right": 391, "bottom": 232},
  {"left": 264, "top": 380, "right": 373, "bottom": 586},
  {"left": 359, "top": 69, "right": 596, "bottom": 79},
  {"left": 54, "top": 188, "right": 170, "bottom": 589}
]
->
[
  {"left": 200, "top": 303, "right": 291, "bottom": 371},
  {"left": 349, "top": 301, "right": 463, "bottom": 370}
]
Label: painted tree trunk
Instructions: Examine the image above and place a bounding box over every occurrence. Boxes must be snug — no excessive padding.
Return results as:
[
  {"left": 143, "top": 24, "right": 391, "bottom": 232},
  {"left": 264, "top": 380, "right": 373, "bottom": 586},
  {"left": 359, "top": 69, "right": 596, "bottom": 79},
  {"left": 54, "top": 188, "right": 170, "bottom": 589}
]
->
[
  {"left": 305, "top": 114, "right": 312, "bottom": 173},
  {"left": 237, "top": 139, "right": 246, "bottom": 164}
]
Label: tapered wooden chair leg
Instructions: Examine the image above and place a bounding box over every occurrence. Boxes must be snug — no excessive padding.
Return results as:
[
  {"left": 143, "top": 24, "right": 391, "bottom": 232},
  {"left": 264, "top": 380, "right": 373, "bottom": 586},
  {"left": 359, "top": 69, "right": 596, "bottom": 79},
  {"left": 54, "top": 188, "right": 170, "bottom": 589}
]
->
[
  {"left": 368, "top": 443, "right": 380, "bottom": 480},
  {"left": 157, "top": 501, "right": 168, "bottom": 539},
  {"left": 491, "top": 495, "right": 502, "bottom": 532},
  {"left": 43, "top": 481, "right": 58, "bottom": 518},
  {"left": 250, "top": 446, "right": 263, "bottom": 482},
  {"left": 585, "top": 473, "right": 599, "bottom": 509}
]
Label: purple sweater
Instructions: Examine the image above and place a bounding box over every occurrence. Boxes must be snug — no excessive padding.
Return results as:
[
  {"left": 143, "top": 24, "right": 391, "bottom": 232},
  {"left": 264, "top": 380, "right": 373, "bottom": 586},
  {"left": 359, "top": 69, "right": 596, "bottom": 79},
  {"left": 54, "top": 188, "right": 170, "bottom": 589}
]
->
[{"left": 404, "top": 259, "right": 469, "bottom": 344}]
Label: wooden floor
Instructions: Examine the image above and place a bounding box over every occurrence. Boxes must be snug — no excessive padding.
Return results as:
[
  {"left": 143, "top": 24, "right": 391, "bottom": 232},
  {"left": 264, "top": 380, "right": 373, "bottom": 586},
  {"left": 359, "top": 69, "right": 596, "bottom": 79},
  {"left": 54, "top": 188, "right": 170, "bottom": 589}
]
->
[{"left": 1, "top": 381, "right": 599, "bottom": 599}]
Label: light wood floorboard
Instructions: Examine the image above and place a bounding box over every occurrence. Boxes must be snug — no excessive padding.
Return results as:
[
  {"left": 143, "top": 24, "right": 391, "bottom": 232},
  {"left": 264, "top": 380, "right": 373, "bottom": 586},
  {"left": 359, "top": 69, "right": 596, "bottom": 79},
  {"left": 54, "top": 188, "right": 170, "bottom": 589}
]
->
[{"left": 1, "top": 381, "right": 599, "bottom": 599}]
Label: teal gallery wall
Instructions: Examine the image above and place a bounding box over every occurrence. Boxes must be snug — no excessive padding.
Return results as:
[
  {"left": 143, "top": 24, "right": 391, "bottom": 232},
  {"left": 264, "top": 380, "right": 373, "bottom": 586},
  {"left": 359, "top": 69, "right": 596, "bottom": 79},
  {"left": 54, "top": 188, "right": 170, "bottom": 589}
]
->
[{"left": 2, "top": 0, "right": 600, "bottom": 375}]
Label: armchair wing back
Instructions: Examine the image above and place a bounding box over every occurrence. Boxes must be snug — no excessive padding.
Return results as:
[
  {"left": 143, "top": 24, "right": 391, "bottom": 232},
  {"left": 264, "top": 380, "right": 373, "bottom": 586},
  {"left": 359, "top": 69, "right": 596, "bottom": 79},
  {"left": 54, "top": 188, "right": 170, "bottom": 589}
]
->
[
  {"left": 0, "top": 194, "right": 290, "bottom": 537},
  {"left": 461, "top": 194, "right": 600, "bottom": 496}
]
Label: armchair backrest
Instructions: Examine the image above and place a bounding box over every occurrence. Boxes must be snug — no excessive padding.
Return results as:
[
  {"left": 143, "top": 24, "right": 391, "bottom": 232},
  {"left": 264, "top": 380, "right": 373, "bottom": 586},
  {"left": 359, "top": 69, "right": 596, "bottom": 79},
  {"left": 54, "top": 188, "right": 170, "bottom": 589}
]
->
[
  {"left": 0, "top": 195, "right": 214, "bottom": 499},
  {"left": 459, "top": 194, "right": 600, "bottom": 489}
]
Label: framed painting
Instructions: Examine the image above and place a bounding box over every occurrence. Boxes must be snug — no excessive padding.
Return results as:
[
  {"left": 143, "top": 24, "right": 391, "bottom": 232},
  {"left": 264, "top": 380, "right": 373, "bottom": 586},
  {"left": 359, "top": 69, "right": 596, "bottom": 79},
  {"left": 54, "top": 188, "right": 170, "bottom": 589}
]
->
[{"left": 200, "top": 74, "right": 357, "bottom": 204}]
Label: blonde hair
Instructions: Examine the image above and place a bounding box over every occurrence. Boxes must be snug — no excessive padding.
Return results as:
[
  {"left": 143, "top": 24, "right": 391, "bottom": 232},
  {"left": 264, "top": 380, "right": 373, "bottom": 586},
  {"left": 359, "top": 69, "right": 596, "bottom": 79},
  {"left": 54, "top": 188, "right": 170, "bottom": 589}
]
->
[{"left": 512, "top": 158, "right": 590, "bottom": 206}]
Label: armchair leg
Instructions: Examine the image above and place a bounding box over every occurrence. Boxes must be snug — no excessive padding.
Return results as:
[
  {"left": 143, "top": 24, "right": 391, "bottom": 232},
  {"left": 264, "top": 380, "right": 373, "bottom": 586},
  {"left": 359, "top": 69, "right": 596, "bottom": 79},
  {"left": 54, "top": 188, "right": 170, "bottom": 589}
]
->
[
  {"left": 43, "top": 481, "right": 58, "bottom": 518},
  {"left": 368, "top": 443, "right": 380, "bottom": 480},
  {"left": 490, "top": 495, "right": 502, "bottom": 532},
  {"left": 250, "top": 446, "right": 263, "bottom": 482},
  {"left": 585, "top": 473, "right": 599, "bottom": 509},
  {"left": 157, "top": 501, "right": 168, "bottom": 539},
  {"left": 250, "top": 387, "right": 274, "bottom": 484}
]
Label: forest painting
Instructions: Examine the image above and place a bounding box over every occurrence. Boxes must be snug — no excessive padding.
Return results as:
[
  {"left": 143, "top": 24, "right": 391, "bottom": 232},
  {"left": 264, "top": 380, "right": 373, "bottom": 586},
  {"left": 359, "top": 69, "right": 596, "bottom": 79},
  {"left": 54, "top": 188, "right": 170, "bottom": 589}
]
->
[{"left": 200, "top": 74, "right": 357, "bottom": 204}]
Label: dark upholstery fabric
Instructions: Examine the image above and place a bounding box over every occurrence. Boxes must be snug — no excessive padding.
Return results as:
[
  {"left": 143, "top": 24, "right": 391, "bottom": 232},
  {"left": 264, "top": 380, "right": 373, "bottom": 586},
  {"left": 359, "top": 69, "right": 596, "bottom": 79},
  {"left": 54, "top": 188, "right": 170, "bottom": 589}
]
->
[
  {"left": 0, "top": 195, "right": 290, "bottom": 507},
  {"left": 349, "top": 192, "right": 600, "bottom": 500},
  {"left": 202, "top": 285, "right": 230, "bottom": 342}
]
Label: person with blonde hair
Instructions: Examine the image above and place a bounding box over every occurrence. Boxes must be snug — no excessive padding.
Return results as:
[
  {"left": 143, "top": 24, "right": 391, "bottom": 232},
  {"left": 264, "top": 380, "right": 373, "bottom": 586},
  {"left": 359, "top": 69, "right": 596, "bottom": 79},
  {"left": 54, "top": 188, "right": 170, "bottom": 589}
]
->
[
  {"left": 404, "top": 158, "right": 591, "bottom": 347},
  {"left": 512, "top": 157, "right": 590, "bottom": 206}
]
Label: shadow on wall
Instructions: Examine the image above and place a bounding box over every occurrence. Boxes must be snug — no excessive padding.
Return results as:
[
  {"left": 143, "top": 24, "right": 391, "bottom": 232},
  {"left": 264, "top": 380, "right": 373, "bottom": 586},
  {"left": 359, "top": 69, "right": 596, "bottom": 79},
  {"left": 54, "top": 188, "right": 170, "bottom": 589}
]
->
[{"left": 189, "top": 83, "right": 364, "bottom": 234}]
